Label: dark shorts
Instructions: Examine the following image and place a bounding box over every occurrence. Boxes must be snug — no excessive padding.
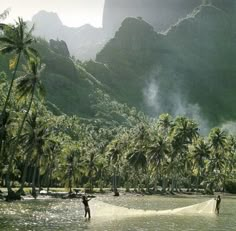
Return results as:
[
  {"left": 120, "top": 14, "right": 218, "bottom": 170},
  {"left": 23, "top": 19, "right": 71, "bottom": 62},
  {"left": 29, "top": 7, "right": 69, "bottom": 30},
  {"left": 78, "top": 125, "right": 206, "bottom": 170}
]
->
[{"left": 85, "top": 206, "right": 90, "bottom": 212}]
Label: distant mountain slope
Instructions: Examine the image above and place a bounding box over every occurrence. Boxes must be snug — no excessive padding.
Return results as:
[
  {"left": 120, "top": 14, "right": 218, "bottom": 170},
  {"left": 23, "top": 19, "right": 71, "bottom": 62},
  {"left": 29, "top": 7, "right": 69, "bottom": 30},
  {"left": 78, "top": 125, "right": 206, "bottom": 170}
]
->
[
  {"left": 28, "top": 11, "right": 108, "bottom": 61},
  {"left": 102, "top": 0, "right": 236, "bottom": 36},
  {"left": 86, "top": 4, "right": 236, "bottom": 127},
  {"left": 102, "top": 0, "right": 202, "bottom": 35},
  {"left": 0, "top": 38, "right": 109, "bottom": 118}
]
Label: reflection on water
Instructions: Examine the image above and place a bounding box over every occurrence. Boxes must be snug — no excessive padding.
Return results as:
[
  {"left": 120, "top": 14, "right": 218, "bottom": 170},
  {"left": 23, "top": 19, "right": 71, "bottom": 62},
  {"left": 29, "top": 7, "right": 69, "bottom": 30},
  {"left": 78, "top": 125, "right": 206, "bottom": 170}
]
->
[{"left": 0, "top": 195, "right": 235, "bottom": 231}]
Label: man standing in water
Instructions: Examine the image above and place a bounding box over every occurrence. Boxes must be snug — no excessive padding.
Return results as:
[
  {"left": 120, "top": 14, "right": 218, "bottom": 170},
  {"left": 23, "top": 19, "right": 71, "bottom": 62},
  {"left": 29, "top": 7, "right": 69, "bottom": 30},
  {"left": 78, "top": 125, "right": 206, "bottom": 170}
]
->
[
  {"left": 215, "top": 195, "right": 221, "bottom": 214},
  {"left": 82, "top": 195, "right": 92, "bottom": 219}
]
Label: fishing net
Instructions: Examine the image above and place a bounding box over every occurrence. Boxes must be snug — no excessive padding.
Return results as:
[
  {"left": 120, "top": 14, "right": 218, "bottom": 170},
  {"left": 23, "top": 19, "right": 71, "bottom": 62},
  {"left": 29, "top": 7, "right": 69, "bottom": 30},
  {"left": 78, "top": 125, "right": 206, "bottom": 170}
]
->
[{"left": 92, "top": 198, "right": 216, "bottom": 219}]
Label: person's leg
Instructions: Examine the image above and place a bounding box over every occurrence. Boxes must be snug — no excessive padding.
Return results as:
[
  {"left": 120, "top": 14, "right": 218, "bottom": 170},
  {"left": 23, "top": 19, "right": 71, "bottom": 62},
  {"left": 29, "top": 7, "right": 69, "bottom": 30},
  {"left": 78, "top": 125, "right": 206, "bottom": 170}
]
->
[
  {"left": 85, "top": 209, "right": 87, "bottom": 218},
  {"left": 88, "top": 208, "right": 91, "bottom": 218}
]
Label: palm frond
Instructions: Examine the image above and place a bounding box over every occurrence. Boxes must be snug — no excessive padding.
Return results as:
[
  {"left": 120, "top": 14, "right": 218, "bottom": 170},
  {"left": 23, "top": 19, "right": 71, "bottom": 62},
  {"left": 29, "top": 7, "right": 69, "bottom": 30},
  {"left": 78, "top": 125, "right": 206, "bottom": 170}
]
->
[
  {"left": 0, "top": 46, "right": 16, "bottom": 54},
  {"left": 25, "top": 24, "right": 35, "bottom": 40},
  {"left": 0, "top": 37, "right": 15, "bottom": 45},
  {"left": 26, "top": 47, "right": 40, "bottom": 59}
]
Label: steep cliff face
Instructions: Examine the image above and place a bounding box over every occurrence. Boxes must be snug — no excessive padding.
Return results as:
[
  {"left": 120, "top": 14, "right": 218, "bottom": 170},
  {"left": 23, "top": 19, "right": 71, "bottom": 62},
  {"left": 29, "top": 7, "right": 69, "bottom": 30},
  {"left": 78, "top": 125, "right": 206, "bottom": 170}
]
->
[
  {"left": 102, "top": 0, "right": 202, "bottom": 35},
  {"left": 90, "top": 4, "right": 236, "bottom": 126}
]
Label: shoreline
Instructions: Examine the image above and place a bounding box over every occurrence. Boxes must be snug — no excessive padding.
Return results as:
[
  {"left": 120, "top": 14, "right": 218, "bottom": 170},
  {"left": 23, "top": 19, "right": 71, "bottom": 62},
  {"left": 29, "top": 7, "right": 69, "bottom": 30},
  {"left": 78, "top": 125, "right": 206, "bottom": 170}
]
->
[{"left": 1, "top": 187, "right": 236, "bottom": 201}]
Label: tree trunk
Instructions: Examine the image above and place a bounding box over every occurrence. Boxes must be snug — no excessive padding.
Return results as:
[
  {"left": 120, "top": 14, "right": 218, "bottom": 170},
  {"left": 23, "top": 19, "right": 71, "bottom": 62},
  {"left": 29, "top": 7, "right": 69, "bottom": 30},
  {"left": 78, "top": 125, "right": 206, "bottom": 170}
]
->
[
  {"left": 4, "top": 53, "right": 22, "bottom": 196},
  {"left": 18, "top": 152, "right": 31, "bottom": 194},
  {"left": 6, "top": 73, "right": 36, "bottom": 197},
  {"left": 162, "top": 177, "right": 167, "bottom": 193},
  {"left": 32, "top": 162, "right": 37, "bottom": 199},
  {"left": 47, "top": 167, "right": 52, "bottom": 193},
  {"left": 171, "top": 177, "right": 175, "bottom": 193},
  {"left": 32, "top": 152, "right": 40, "bottom": 199}
]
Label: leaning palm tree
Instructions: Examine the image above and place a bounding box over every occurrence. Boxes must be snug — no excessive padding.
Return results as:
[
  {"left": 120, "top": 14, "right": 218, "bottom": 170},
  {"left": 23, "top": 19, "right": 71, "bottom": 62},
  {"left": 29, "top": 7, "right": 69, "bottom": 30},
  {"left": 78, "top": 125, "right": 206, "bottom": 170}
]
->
[
  {"left": 0, "top": 18, "right": 39, "bottom": 113},
  {"left": 0, "top": 19, "right": 39, "bottom": 197},
  {"left": 15, "top": 59, "right": 45, "bottom": 145},
  {"left": 8, "top": 59, "right": 44, "bottom": 197}
]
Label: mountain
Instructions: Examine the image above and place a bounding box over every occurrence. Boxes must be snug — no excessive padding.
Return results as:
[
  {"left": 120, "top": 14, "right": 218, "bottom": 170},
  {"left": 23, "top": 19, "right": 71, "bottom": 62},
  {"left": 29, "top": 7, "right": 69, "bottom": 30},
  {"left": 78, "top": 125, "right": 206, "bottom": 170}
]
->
[
  {"left": 1, "top": 2, "right": 235, "bottom": 129},
  {"left": 102, "top": 0, "right": 202, "bottom": 35},
  {"left": 28, "top": 11, "right": 108, "bottom": 61},
  {"left": 0, "top": 38, "right": 107, "bottom": 118},
  {"left": 85, "top": 4, "right": 236, "bottom": 127}
]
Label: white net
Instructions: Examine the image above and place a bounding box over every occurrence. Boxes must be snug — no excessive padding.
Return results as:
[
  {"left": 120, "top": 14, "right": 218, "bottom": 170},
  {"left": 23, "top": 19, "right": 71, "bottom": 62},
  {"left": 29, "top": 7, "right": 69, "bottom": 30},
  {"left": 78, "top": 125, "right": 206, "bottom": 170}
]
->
[
  {"left": 91, "top": 199, "right": 216, "bottom": 219},
  {"left": 157, "top": 198, "right": 216, "bottom": 215}
]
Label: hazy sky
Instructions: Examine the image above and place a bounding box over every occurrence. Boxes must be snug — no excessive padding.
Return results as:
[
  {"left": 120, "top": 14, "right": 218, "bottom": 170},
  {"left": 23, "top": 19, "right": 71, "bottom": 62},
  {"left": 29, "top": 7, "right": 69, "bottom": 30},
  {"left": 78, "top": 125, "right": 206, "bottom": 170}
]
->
[{"left": 1, "top": 0, "right": 105, "bottom": 28}]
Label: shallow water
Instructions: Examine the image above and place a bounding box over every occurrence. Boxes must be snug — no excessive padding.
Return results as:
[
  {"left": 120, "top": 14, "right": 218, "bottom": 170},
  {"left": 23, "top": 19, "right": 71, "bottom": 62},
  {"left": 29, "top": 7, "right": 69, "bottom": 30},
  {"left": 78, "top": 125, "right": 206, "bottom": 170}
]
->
[{"left": 0, "top": 195, "right": 235, "bottom": 231}]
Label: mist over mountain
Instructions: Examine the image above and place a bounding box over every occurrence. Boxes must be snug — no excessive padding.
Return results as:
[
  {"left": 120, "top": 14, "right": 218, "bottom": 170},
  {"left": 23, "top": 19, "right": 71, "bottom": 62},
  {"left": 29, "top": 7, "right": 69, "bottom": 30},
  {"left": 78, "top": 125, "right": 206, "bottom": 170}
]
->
[
  {"left": 1, "top": 0, "right": 234, "bottom": 130},
  {"left": 28, "top": 10, "right": 108, "bottom": 61},
  {"left": 103, "top": 0, "right": 202, "bottom": 35},
  {"left": 28, "top": 1, "right": 204, "bottom": 60},
  {"left": 86, "top": 3, "right": 236, "bottom": 128}
]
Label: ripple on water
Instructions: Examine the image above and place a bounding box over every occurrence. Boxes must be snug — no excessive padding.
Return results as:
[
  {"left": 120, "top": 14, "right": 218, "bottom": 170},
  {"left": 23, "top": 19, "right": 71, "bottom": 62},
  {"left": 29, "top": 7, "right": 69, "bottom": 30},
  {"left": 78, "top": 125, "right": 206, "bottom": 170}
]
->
[{"left": 0, "top": 196, "right": 236, "bottom": 231}]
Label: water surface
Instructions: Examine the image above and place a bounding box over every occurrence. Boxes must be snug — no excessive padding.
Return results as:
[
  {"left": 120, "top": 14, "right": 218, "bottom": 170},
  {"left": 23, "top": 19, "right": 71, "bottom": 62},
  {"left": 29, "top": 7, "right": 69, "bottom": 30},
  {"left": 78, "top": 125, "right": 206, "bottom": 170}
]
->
[{"left": 0, "top": 195, "right": 235, "bottom": 231}]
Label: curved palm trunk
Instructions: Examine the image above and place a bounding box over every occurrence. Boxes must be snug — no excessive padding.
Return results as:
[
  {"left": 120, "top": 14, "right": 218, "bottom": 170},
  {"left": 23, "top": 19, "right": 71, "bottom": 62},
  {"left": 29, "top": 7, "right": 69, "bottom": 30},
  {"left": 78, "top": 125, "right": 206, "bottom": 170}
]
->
[
  {"left": 2, "top": 52, "right": 22, "bottom": 113},
  {"left": 2, "top": 53, "right": 22, "bottom": 196}
]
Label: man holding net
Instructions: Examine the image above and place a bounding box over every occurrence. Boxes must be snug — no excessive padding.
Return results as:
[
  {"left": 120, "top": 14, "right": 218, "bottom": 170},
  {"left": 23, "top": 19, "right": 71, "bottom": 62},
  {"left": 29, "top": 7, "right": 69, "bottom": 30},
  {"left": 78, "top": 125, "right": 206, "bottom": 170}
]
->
[{"left": 215, "top": 195, "right": 221, "bottom": 215}]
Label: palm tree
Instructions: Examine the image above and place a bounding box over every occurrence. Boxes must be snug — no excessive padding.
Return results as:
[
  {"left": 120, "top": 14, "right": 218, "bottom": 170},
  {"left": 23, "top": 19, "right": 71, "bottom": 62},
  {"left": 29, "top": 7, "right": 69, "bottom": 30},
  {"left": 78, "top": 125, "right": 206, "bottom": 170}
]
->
[
  {"left": 0, "top": 18, "right": 38, "bottom": 113},
  {"left": 18, "top": 112, "right": 50, "bottom": 198},
  {"left": 168, "top": 117, "right": 199, "bottom": 192},
  {"left": 14, "top": 59, "right": 45, "bottom": 148},
  {"left": 225, "top": 135, "right": 236, "bottom": 180},
  {"left": 107, "top": 138, "right": 125, "bottom": 192},
  {"left": 0, "top": 18, "right": 39, "bottom": 197},
  {"left": 8, "top": 59, "right": 45, "bottom": 196},
  {"left": 173, "top": 117, "right": 199, "bottom": 145},
  {"left": 147, "top": 136, "right": 169, "bottom": 192},
  {"left": 192, "top": 138, "right": 211, "bottom": 191},
  {"left": 157, "top": 113, "right": 172, "bottom": 138},
  {"left": 207, "top": 128, "right": 227, "bottom": 191}
]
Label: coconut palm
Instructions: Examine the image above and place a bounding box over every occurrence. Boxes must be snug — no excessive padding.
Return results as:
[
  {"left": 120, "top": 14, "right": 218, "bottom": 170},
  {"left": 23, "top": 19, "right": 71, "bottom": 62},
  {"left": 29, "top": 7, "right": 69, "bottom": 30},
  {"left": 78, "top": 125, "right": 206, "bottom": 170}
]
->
[
  {"left": 207, "top": 128, "right": 227, "bottom": 190},
  {"left": 192, "top": 138, "right": 211, "bottom": 191},
  {"left": 147, "top": 136, "right": 170, "bottom": 192},
  {"left": 0, "top": 18, "right": 39, "bottom": 113},
  {"left": 18, "top": 112, "right": 50, "bottom": 197},
  {"left": 8, "top": 59, "right": 45, "bottom": 196},
  {"left": 14, "top": 59, "right": 45, "bottom": 146},
  {"left": 0, "top": 19, "right": 39, "bottom": 196},
  {"left": 157, "top": 113, "right": 172, "bottom": 137},
  {"left": 107, "top": 138, "right": 125, "bottom": 192}
]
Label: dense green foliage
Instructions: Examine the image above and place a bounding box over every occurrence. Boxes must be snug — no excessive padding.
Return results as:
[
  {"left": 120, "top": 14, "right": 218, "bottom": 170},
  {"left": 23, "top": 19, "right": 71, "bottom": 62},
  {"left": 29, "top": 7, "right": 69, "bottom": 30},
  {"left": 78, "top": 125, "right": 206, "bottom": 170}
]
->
[{"left": 0, "top": 15, "right": 236, "bottom": 200}]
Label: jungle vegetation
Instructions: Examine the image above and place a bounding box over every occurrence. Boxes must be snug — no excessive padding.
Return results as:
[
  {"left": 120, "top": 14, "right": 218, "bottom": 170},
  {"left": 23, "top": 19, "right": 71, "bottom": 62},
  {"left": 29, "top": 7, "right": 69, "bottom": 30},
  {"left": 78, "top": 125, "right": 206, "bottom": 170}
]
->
[{"left": 0, "top": 17, "right": 236, "bottom": 200}]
